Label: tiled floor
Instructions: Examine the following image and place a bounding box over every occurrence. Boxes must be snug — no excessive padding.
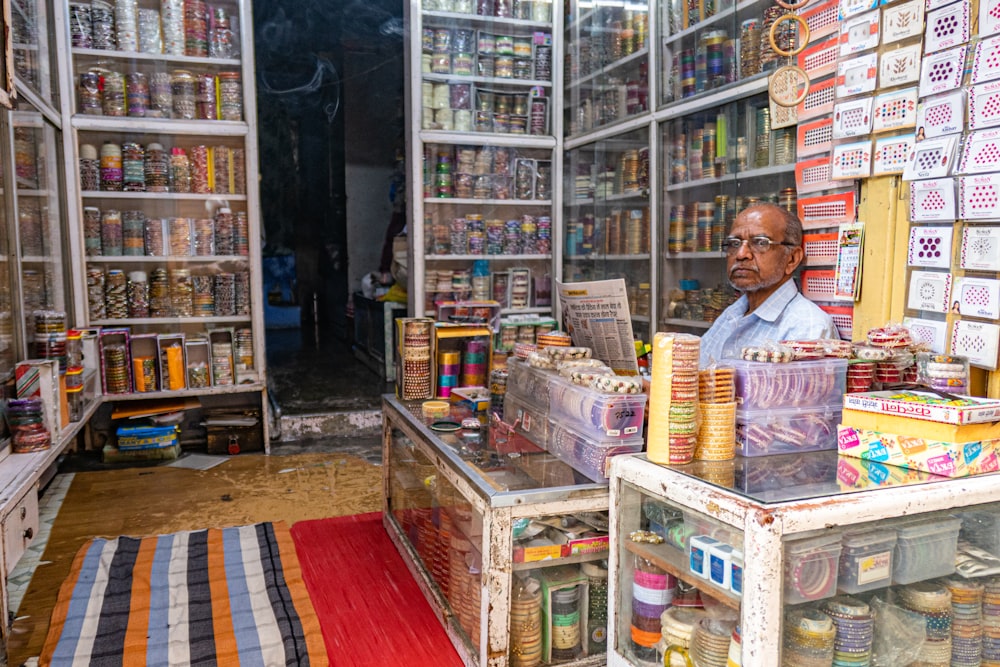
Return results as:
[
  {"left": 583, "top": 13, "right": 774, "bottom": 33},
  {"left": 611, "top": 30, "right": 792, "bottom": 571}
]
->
[{"left": 8, "top": 473, "right": 75, "bottom": 614}]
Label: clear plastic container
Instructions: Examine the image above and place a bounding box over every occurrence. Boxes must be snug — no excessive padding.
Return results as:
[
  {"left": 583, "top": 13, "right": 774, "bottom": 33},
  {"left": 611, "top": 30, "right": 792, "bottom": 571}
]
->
[
  {"left": 838, "top": 529, "right": 896, "bottom": 593},
  {"left": 546, "top": 419, "right": 643, "bottom": 482},
  {"left": 892, "top": 516, "right": 962, "bottom": 585},
  {"left": 505, "top": 357, "right": 553, "bottom": 408},
  {"left": 502, "top": 392, "right": 548, "bottom": 448},
  {"left": 735, "top": 406, "right": 841, "bottom": 457},
  {"left": 959, "top": 511, "right": 1000, "bottom": 555},
  {"left": 784, "top": 533, "right": 842, "bottom": 605},
  {"left": 731, "top": 358, "right": 847, "bottom": 411},
  {"left": 548, "top": 374, "right": 647, "bottom": 440}
]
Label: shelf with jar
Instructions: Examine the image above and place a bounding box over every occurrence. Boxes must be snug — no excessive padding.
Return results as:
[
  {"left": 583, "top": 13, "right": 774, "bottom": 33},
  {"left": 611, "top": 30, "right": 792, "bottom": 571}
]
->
[
  {"left": 563, "top": 1, "right": 650, "bottom": 138},
  {"left": 419, "top": 21, "right": 553, "bottom": 136}
]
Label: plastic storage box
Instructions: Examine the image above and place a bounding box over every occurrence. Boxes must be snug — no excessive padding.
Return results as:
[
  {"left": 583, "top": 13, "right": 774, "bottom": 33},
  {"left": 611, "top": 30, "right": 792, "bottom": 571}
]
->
[
  {"left": 958, "top": 511, "right": 1000, "bottom": 555},
  {"left": 838, "top": 529, "right": 896, "bottom": 593},
  {"left": 892, "top": 516, "right": 962, "bottom": 585},
  {"left": 732, "top": 358, "right": 847, "bottom": 411},
  {"left": 736, "top": 406, "right": 841, "bottom": 457},
  {"left": 547, "top": 374, "right": 647, "bottom": 440},
  {"left": 506, "top": 358, "right": 554, "bottom": 411},
  {"left": 783, "top": 533, "right": 843, "bottom": 605},
  {"left": 503, "top": 392, "right": 549, "bottom": 450},
  {"left": 546, "top": 420, "right": 643, "bottom": 482}
]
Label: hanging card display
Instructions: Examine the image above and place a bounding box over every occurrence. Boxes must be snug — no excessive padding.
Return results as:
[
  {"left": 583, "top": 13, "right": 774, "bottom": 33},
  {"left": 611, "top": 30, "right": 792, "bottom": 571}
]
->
[
  {"left": 903, "top": 317, "right": 948, "bottom": 353},
  {"left": 959, "top": 129, "right": 1000, "bottom": 175},
  {"left": 837, "top": 52, "right": 879, "bottom": 98},
  {"left": 909, "top": 178, "right": 957, "bottom": 222},
  {"left": 873, "top": 133, "right": 915, "bottom": 175},
  {"left": 915, "top": 91, "right": 964, "bottom": 140},
  {"left": 799, "top": 36, "right": 841, "bottom": 80},
  {"left": 872, "top": 87, "right": 918, "bottom": 133},
  {"left": 907, "top": 270, "right": 952, "bottom": 312},
  {"left": 840, "top": 0, "right": 878, "bottom": 20},
  {"left": 908, "top": 225, "right": 954, "bottom": 268},
  {"left": 972, "top": 34, "right": 1000, "bottom": 85},
  {"left": 833, "top": 97, "right": 874, "bottom": 138},
  {"left": 982, "top": 0, "right": 1000, "bottom": 37},
  {"left": 960, "top": 174, "right": 1000, "bottom": 220},
  {"left": 882, "top": 0, "right": 925, "bottom": 44},
  {"left": 969, "top": 82, "right": 1000, "bottom": 130},
  {"left": 951, "top": 320, "right": 1000, "bottom": 370},
  {"left": 804, "top": 0, "right": 842, "bottom": 41},
  {"left": 919, "top": 45, "right": 968, "bottom": 97},
  {"left": 797, "top": 117, "right": 835, "bottom": 157},
  {"left": 799, "top": 77, "right": 837, "bottom": 120},
  {"left": 798, "top": 191, "right": 858, "bottom": 228},
  {"left": 901, "top": 134, "right": 959, "bottom": 180},
  {"left": 769, "top": 96, "right": 798, "bottom": 130},
  {"left": 961, "top": 226, "right": 1000, "bottom": 271},
  {"left": 832, "top": 140, "right": 873, "bottom": 180},
  {"left": 840, "top": 10, "right": 882, "bottom": 56},
  {"left": 879, "top": 44, "right": 922, "bottom": 88},
  {"left": 956, "top": 277, "right": 1000, "bottom": 320},
  {"left": 796, "top": 156, "right": 839, "bottom": 193},
  {"left": 923, "top": 2, "right": 970, "bottom": 54}
]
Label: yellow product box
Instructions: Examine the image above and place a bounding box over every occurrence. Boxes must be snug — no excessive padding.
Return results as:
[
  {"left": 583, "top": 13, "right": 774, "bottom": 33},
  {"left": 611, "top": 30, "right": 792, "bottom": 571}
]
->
[
  {"left": 837, "top": 425, "right": 1000, "bottom": 478},
  {"left": 449, "top": 386, "right": 490, "bottom": 413},
  {"left": 842, "top": 408, "right": 1000, "bottom": 443}
]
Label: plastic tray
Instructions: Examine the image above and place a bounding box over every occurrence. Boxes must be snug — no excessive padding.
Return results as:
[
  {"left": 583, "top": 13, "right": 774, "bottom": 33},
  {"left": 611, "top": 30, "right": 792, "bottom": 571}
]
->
[
  {"left": 736, "top": 406, "right": 841, "bottom": 457},
  {"left": 732, "top": 358, "right": 847, "bottom": 411},
  {"left": 784, "top": 533, "right": 843, "bottom": 605},
  {"left": 547, "top": 420, "right": 643, "bottom": 483},
  {"left": 892, "top": 516, "right": 962, "bottom": 585},
  {"left": 547, "top": 374, "right": 647, "bottom": 440},
  {"left": 502, "top": 392, "right": 549, "bottom": 450},
  {"left": 838, "top": 529, "right": 896, "bottom": 594}
]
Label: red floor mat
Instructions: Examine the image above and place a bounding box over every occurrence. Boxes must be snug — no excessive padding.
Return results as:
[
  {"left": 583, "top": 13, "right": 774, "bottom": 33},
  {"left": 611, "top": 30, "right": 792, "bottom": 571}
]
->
[{"left": 290, "top": 513, "right": 465, "bottom": 667}]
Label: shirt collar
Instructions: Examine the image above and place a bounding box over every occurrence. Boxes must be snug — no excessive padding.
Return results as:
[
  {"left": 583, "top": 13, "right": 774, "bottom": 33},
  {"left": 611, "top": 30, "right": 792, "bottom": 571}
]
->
[{"left": 745, "top": 279, "right": 798, "bottom": 323}]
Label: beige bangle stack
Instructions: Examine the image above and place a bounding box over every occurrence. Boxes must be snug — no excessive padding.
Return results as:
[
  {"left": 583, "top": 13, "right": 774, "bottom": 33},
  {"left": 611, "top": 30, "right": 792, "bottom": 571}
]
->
[{"left": 695, "top": 367, "right": 737, "bottom": 461}]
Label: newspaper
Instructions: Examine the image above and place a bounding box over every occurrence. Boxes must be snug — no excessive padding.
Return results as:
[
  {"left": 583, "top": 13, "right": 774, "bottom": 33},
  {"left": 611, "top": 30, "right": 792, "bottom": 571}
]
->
[{"left": 556, "top": 278, "right": 639, "bottom": 376}]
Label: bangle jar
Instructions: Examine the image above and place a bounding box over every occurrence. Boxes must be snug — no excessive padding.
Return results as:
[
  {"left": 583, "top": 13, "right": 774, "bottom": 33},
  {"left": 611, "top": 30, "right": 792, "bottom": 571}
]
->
[{"left": 170, "top": 69, "right": 196, "bottom": 119}]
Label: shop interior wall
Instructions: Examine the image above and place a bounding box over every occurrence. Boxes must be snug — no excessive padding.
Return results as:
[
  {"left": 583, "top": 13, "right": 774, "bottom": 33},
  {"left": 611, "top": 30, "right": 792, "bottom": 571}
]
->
[{"left": 253, "top": 0, "right": 403, "bottom": 335}]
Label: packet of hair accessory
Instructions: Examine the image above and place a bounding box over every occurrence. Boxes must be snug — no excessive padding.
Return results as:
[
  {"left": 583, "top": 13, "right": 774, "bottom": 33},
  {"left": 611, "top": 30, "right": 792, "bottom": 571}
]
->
[
  {"left": 852, "top": 344, "right": 893, "bottom": 361},
  {"left": 866, "top": 322, "right": 914, "bottom": 349},
  {"left": 740, "top": 341, "right": 794, "bottom": 363},
  {"left": 545, "top": 345, "right": 592, "bottom": 360},
  {"left": 590, "top": 374, "right": 643, "bottom": 394},
  {"left": 916, "top": 352, "right": 970, "bottom": 391},
  {"left": 526, "top": 350, "right": 556, "bottom": 369},
  {"left": 555, "top": 357, "right": 608, "bottom": 371},
  {"left": 870, "top": 596, "right": 925, "bottom": 667},
  {"left": 560, "top": 366, "right": 614, "bottom": 387}
]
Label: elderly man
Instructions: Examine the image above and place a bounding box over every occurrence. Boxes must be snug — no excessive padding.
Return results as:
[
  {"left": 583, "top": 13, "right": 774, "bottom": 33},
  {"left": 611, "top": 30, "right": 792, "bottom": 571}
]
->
[{"left": 699, "top": 203, "right": 839, "bottom": 365}]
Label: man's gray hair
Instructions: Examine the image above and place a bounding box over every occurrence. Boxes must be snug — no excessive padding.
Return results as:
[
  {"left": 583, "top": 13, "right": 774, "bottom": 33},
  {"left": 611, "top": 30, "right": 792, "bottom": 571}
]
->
[{"left": 738, "top": 202, "right": 803, "bottom": 247}]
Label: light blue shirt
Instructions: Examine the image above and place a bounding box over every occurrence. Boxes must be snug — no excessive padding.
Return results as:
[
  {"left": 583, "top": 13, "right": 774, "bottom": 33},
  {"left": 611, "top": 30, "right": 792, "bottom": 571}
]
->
[{"left": 699, "top": 280, "right": 840, "bottom": 365}]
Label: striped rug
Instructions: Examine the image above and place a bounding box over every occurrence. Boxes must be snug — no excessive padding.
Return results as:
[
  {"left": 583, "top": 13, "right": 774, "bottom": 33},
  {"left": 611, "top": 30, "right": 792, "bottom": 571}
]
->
[{"left": 40, "top": 522, "right": 327, "bottom": 666}]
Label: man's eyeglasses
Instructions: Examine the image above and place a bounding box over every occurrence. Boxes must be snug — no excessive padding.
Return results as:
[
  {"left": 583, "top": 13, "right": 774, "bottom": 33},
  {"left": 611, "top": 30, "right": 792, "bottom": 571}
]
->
[{"left": 722, "top": 236, "right": 798, "bottom": 255}]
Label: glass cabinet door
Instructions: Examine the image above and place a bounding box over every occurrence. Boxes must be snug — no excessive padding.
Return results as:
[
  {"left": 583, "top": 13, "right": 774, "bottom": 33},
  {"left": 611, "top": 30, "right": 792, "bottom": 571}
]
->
[
  {"left": 0, "top": 118, "right": 14, "bottom": 377},
  {"left": 658, "top": 95, "right": 797, "bottom": 334},
  {"left": 11, "top": 0, "right": 60, "bottom": 106},
  {"left": 10, "top": 99, "right": 67, "bottom": 357},
  {"left": 563, "top": 127, "right": 652, "bottom": 341},
  {"left": 564, "top": 0, "right": 650, "bottom": 138}
]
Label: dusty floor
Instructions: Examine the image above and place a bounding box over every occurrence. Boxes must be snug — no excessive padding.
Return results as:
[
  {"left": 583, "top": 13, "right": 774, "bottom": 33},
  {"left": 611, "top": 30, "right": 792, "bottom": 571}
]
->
[{"left": 7, "top": 329, "right": 389, "bottom": 666}]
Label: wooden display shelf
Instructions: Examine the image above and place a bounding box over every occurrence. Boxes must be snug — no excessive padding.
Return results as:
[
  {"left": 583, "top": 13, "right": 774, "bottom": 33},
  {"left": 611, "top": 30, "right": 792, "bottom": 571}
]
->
[
  {"left": 103, "top": 383, "right": 264, "bottom": 402},
  {"left": 70, "top": 47, "right": 241, "bottom": 67},
  {"left": 81, "top": 191, "right": 248, "bottom": 201},
  {"left": 625, "top": 540, "right": 741, "bottom": 611}
]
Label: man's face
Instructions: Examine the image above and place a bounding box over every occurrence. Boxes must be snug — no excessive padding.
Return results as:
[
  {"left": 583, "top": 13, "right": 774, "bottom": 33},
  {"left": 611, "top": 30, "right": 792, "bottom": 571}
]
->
[{"left": 726, "top": 208, "right": 803, "bottom": 293}]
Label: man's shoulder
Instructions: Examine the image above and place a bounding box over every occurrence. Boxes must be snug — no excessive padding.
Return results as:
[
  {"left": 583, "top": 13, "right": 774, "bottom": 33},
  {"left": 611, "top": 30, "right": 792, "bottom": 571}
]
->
[{"left": 781, "top": 291, "right": 839, "bottom": 336}]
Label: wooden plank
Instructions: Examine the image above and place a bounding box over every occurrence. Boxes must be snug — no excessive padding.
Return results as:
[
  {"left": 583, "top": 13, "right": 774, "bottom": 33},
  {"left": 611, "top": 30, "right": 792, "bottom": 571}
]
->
[{"left": 623, "top": 540, "right": 741, "bottom": 611}]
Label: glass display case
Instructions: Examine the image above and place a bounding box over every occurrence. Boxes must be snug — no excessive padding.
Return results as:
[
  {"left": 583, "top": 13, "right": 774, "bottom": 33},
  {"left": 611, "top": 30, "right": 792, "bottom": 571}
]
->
[
  {"left": 11, "top": 0, "right": 60, "bottom": 107},
  {"left": 563, "top": 0, "right": 650, "bottom": 138},
  {"left": 407, "top": 0, "right": 560, "bottom": 319},
  {"left": 383, "top": 395, "right": 611, "bottom": 667},
  {"left": 60, "top": 0, "right": 266, "bottom": 409},
  {"left": 562, "top": 127, "right": 653, "bottom": 341},
  {"left": 608, "top": 452, "right": 1000, "bottom": 665}
]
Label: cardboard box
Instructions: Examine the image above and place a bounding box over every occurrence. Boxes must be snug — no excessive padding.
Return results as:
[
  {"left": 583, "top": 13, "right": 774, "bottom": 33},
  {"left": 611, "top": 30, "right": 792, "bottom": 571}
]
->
[
  {"left": 842, "top": 407, "right": 1000, "bottom": 443},
  {"left": 836, "top": 456, "right": 946, "bottom": 491},
  {"left": 842, "top": 390, "right": 1000, "bottom": 425},
  {"left": 433, "top": 324, "right": 492, "bottom": 399},
  {"left": 15, "top": 360, "right": 60, "bottom": 441},
  {"left": 99, "top": 328, "right": 132, "bottom": 394},
  {"left": 157, "top": 333, "right": 186, "bottom": 391},
  {"left": 130, "top": 334, "right": 160, "bottom": 393},
  {"left": 838, "top": 424, "right": 1000, "bottom": 477}
]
